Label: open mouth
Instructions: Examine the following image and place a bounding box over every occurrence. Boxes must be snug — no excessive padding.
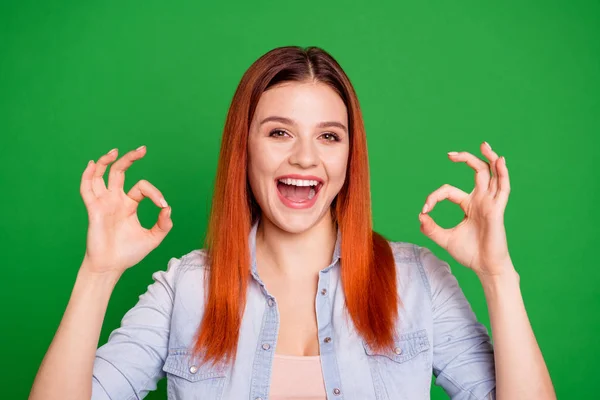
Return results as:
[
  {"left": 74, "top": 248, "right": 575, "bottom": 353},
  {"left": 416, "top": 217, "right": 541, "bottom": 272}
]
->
[{"left": 276, "top": 177, "right": 324, "bottom": 204}]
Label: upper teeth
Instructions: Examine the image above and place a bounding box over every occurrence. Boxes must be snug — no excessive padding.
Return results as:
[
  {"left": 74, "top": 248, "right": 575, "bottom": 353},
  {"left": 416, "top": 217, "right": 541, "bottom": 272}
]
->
[{"left": 278, "top": 178, "right": 319, "bottom": 187}]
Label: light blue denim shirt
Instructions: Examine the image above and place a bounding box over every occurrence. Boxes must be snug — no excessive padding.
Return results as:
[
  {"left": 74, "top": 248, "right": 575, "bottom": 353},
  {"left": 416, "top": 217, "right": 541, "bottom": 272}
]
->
[{"left": 92, "top": 222, "right": 496, "bottom": 399}]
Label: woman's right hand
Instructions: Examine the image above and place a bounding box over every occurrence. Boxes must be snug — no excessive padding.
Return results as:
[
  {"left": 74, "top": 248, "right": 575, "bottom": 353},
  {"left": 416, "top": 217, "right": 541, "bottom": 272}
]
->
[{"left": 79, "top": 146, "right": 173, "bottom": 275}]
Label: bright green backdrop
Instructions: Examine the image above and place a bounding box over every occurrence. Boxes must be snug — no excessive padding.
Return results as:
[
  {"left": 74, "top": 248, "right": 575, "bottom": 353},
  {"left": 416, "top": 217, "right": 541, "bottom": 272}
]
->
[{"left": 1, "top": 0, "right": 598, "bottom": 399}]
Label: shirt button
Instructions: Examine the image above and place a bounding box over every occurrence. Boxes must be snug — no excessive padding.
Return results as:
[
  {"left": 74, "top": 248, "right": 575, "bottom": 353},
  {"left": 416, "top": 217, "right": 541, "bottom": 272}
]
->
[
  {"left": 320, "top": 288, "right": 327, "bottom": 296},
  {"left": 268, "top": 298, "right": 275, "bottom": 307},
  {"left": 333, "top": 388, "right": 341, "bottom": 395},
  {"left": 189, "top": 365, "right": 198, "bottom": 374},
  {"left": 262, "top": 343, "right": 271, "bottom": 350},
  {"left": 394, "top": 347, "right": 403, "bottom": 355},
  {"left": 324, "top": 337, "right": 332, "bottom": 343}
]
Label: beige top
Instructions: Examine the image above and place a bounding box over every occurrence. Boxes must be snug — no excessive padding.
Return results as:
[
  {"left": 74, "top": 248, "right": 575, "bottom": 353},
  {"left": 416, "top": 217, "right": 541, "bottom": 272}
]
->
[{"left": 269, "top": 354, "right": 327, "bottom": 400}]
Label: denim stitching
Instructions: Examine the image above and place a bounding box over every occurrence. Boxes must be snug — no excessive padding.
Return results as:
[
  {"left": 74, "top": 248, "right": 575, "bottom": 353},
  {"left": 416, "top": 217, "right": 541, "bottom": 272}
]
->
[{"left": 413, "top": 245, "right": 432, "bottom": 301}]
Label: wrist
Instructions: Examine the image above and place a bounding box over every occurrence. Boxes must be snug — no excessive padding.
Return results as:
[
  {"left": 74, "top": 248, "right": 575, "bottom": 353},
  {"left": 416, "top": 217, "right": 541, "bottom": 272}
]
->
[
  {"left": 478, "top": 267, "right": 521, "bottom": 296},
  {"left": 77, "top": 263, "right": 123, "bottom": 288}
]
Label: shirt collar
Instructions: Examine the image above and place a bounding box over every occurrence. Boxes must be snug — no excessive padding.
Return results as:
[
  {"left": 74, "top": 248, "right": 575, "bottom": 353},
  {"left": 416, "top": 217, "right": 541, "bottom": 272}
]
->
[{"left": 249, "top": 219, "right": 341, "bottom": 280}]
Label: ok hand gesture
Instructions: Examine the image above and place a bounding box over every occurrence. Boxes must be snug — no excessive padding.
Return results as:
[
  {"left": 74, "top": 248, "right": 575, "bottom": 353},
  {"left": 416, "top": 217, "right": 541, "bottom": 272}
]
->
[
  {"left": 419, "top": 142, "right": 514, "bottom": 278},
  {"left": 80, "top": 146, "right": 173, "bottom": 275}
]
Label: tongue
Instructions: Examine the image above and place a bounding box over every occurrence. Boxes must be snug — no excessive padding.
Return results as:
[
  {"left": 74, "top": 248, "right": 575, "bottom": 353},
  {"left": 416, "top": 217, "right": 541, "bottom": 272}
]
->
[{"left": 278, "top": 182, "right": 312, "bottom": 202}]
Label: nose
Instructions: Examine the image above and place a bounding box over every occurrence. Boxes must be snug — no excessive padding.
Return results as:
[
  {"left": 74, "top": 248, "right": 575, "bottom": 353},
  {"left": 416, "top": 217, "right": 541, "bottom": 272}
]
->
[{"left": 288, "top": 136, "right": 318, "bottom": 168}]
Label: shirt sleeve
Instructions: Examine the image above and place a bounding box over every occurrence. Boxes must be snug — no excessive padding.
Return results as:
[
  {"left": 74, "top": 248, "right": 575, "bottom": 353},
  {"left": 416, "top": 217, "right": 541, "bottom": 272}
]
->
[
  {"left": 91, "top": 256, "right": 182, "bottom": 400},
  {"left": 418, "top": 246, "right": 496, "bottom": 400}
]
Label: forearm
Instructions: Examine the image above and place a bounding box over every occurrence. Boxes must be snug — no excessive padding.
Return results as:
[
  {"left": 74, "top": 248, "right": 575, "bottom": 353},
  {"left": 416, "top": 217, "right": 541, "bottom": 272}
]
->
[
  {"left": 479, "top": 267, "right": 556, "bottom": 400},
  {"left": 29, "top": 263, "right": 122, "bottom": 400}
]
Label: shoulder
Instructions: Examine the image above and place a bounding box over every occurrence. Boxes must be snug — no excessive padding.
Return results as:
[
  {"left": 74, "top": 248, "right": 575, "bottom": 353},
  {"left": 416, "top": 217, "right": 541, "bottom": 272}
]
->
[
  {"left": 386, "top": 241, "right": 452, "bottom": 299},
  {"left": 173, "top": 248, "right": 210, "bottom": 271},
  {"left": 387, "top": 241, "right": 452, "bottom": 274},
  {"left": 387, "top": 241, "right": 447, "bottom": 267},
  {"left": 155, "top": 248, "right": 210, "bottom": 288},
  {"left": 149, "top": 249, "right": 211, "bottom": 325},
  {"left": 387, "top": 241, "right": 421, "bottom": 263}
]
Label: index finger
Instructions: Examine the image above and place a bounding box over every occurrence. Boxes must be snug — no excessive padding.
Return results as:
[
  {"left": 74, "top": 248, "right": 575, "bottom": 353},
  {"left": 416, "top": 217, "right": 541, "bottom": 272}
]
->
[
  {"left": 107, "top": 145, "right": 147, "bottom": 191},
  {"left": 447, "top": 151, "right": 491, "bottom": 191}
]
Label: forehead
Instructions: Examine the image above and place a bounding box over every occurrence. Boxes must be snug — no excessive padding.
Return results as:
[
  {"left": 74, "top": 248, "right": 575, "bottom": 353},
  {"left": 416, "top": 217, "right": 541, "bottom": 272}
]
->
[{"left": 253, "top": 81, "right": 348, "bottom": 126}]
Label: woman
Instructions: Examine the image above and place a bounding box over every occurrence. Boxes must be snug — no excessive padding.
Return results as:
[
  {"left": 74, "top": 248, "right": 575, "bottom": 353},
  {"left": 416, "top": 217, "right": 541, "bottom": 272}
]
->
[{"left": 30, "top": 46, "right": 555, "bottom": 400}]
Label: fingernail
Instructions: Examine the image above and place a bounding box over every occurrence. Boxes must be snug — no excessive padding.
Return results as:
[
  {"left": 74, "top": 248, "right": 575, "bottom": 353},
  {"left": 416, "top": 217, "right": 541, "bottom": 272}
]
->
[
  {"left": 167, "top": 207, "right": 172, "bottom": 217},
  {"left": 447, "top": 152, "right": 458, "bottom": 156},
  {"left": 502, "top": 156, "right": 506, "bottom": 166},
  {"left": 160, "top": 197, "right": 168, "bottom": 207},
  {"left": 484, "top": 141, "right": 491, "bottom": 149},
  {"left": 137, "top": 145, "right": 146, "bottom": 151},
  {"left": 87, "top": 160, "right": 93, "bottom": 166},
  {"left": 108, "top": 148, "right": 117, "bottom": 154},
  {"left": 422, "top": 204, "right": 429, "bottom": 213}
]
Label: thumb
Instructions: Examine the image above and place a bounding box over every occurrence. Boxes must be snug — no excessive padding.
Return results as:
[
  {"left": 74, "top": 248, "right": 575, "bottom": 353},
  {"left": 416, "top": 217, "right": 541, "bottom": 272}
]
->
[
  {"left": 149, "top": 206, "right": 173, "bottom": 243},
  {"left": 419, "top": 212, "right": 450, "bottom": 249}
]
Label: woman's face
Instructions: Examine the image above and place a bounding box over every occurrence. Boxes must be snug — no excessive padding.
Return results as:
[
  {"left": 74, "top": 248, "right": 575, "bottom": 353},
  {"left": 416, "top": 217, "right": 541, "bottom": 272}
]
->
[{"left": 248, "top": 81, "right": 350, "bottom": 233}]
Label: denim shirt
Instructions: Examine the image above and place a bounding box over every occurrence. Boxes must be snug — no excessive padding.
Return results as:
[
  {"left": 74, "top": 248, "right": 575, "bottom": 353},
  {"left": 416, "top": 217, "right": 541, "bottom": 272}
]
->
[{"left": 92, "top": 222, "right": 496, "bottom": 400}]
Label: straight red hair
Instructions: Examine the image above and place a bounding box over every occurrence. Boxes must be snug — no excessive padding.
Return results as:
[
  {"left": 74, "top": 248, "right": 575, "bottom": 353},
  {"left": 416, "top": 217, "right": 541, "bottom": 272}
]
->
[{"left": 194, "top": 46, "right": 400, "bottom": 366}]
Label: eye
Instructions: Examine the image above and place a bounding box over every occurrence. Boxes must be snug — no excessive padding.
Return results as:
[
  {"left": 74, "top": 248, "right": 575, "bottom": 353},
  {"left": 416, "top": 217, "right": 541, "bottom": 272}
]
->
[
  {"left": 321, "top": 132, "right": 340, "bottom": 142},
  {"left": 269, "top": 129, "right": 290, "bottom": 138}
]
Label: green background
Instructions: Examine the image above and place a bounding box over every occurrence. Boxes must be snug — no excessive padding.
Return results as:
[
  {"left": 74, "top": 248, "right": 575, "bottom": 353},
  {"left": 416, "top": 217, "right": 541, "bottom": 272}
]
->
[{"left": 1, "top": 0, "right": 597, "bottom": 398}]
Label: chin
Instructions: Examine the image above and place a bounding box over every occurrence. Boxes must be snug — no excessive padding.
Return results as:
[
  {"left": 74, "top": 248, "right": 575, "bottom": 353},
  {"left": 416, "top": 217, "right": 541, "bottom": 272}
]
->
[{"left": 266, "top": 202, "right": 331, "bottom": 234}]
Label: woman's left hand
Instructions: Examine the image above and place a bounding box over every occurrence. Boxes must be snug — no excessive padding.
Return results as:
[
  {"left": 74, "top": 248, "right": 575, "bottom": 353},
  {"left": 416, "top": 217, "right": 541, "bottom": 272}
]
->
[{"left": 418, "top": 141, "right": 515, "bottom": 278}]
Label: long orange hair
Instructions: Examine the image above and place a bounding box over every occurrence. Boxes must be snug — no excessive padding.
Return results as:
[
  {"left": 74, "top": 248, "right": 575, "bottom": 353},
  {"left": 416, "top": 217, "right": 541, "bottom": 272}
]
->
[{"left": 194, "top": 46, "right": 400, "bottom": 366}]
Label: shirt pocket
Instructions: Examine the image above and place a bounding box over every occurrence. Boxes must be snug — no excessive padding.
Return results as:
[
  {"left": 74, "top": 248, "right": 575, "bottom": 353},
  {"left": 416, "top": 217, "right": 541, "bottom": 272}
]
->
[
  {"left": 363, "top": 329, "right": 431, "bottom": 400},
  {"left": 162, "top": 349, "right": 228, "bottom": 400}
]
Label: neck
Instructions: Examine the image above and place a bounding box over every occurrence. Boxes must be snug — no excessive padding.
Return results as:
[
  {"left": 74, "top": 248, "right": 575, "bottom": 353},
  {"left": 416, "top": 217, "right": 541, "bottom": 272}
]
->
[{"left": 256, "top": 212, "right": 338, "bottom": 279}]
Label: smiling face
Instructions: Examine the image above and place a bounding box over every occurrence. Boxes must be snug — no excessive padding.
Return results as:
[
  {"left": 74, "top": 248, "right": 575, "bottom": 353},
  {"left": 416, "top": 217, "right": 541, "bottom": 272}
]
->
[{"left": 247, "top": 81, "right": 350, "bottom": 234}]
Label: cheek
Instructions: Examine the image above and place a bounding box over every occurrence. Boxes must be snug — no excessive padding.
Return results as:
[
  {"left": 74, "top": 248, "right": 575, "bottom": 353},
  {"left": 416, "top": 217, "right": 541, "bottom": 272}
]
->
[
  {"left": 326, "top": 148, "right": 350, "bottom": 187},
  {"left": 247, "top": 140, "right": 265, "bottom": 197},
  {"left": 248, "top": 141, "right": 280, "bottom": 192}
]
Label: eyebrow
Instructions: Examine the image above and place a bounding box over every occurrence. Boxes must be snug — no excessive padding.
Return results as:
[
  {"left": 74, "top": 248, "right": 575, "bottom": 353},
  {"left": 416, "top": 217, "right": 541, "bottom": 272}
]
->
[{"left": 259, "top": 116, "right": 348, "bottom": 133}]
